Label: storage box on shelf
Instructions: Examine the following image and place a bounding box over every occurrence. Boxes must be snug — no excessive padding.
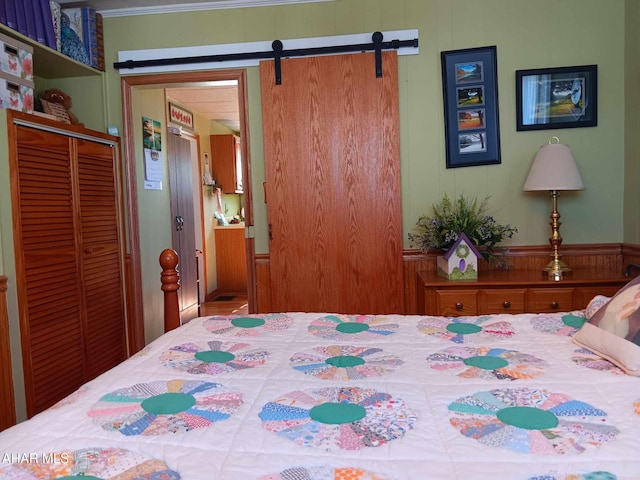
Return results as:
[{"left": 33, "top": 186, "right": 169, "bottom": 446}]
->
[
  {"left": 0, "top": 33, "right": 34, "bottom": 113},
  {"left": 0, "top": 72, "right": 34, "bottom": 113},
  {"left": 0, "top": 23, "right": 100, "bottom": 79},
  {"left": 0, "top": 22, "right": 101, "bottom": 125},
  {"left": 0, "top": 32, "right": 33, "bottom": 82},
  {"left": 416, "top": 269, "right": 630, "bottom": 316}
]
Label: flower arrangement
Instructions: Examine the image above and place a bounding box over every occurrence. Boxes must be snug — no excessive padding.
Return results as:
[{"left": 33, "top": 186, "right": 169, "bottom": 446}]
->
[{"left": 408, "top": 194, "right": 518, "bottom": 268}]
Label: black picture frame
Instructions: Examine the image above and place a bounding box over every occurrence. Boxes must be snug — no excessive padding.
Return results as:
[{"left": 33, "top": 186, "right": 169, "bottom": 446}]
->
[
  {"left": 441, "top": 45, "right": 501, "bottom": 169},
  {"left": 515, "top": 65, "right": 597, "bottom": 131}
]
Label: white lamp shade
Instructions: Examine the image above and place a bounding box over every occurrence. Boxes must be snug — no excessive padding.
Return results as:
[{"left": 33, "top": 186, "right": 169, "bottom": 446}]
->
[{"left": 523, "top": 143, "right": 585, "bottom": 191}]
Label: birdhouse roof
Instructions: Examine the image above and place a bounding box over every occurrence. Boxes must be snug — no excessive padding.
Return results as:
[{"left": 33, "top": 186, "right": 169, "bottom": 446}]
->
[{"left": 443, "top": 232, "right": 483, "bottom": 260}]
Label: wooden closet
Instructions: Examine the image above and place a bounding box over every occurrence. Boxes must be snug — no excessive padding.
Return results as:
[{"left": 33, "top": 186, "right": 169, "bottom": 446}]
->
[
  {"left": 210, "top": 134, "right": 243, "bottom": 193},
  {"left": 7, "top": 111, "right": 126, "bottom": 417}
]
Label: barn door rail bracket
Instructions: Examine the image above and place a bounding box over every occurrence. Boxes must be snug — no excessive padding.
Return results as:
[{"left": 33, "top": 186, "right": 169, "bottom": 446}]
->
[{"left": 113, "top": 32, "right": 418, "bottom": 85}]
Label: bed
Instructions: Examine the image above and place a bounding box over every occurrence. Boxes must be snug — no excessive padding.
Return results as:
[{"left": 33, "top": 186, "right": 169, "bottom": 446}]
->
[{"left": 1, "top": 250, "right": 639, "bottom": 480}]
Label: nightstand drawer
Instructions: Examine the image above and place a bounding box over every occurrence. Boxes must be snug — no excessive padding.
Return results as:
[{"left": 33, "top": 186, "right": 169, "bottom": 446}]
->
[
  {"left": 574, "top": 285, "right": 624, "bottom": 309},
  {"left": 481, "top": 289, "right": 526, "bottom": 314},
  {"left": 527, "top": 288, "right": 574, "bottom": 313},
  {"left": 435, "top": 291, "right": 478, "bottom": 316}
]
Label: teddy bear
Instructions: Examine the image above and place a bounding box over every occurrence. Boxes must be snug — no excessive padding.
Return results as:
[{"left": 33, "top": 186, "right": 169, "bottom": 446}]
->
[{"left": 40, "top": 88, "right": 83, "bottom": 126}]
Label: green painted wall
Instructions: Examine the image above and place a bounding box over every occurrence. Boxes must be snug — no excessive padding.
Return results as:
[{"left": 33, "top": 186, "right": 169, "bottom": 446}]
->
[
  {"left": 132, "top": 88, "right": 173, "bottom": 342},
  {"left": 0, "top": 112, "right": 27, "bottom": 421},
  {"left": 624, "top": 0, "right": 640, "bottom": 243},
  {"left": 102, "top": 0, "right": 629, "bottom": 250},
  {"left": 95, "top": 0, "right": 635, "bottom": 343}
]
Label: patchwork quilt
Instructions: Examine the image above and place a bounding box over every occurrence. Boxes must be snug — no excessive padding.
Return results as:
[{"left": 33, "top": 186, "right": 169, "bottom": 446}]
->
[{"left": 0, "top": 311, "right": 639, "bottom": 479}]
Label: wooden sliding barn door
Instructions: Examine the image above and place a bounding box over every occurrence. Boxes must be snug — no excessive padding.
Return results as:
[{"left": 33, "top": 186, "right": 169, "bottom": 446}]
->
[{"left": 260, "top": 51, "right": 404, "bottom": 314}]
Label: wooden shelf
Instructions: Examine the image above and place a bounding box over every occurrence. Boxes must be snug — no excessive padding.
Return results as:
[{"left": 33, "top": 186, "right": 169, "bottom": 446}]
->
[{"left": 0, "top": 24, "right": 101, "bottom": 78}]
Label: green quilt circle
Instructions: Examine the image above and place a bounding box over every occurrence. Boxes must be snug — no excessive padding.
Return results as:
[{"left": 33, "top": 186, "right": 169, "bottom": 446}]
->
[
  {"left": 336, "top": 323, "right": 370, "bottom": 334},
  {"left": 325, "top": 355, "right": 366, "bottom": 368},
  {"left": 497, "top": 406, "right": 559, "bottom": 430},
  {"left": 309, "top": 402, "right": 366, "bottom": 424},
  {"left": 463, "top": 356, "right": 509, "bottom": 370},
  {"left": 562, "top": 314, "right": 586, "bottom": 329},
  {"left": 232, "top": 317, "right": 265, "bottom": 328},
  {"left": 141, "top": 392, "right": 196, "bottom": 415},
  {"left": 447, "top": 323, "right": 482, "bottom": 334},
  {"left": 195, "top": 350, "right": 236, "bottom": 363}
]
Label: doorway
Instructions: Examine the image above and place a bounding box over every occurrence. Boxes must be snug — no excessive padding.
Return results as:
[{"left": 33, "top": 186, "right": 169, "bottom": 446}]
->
[{"left": 121, "top": 70, "right": 254, "bottom": 349}]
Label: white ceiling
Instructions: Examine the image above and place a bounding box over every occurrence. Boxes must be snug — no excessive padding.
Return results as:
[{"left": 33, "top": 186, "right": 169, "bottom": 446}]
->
[
  {"left": 57, "top": 0, "right": 230, "bottom": 9},
  {"left": 165, "top": 82, "right": 240, "bottom": 132}
]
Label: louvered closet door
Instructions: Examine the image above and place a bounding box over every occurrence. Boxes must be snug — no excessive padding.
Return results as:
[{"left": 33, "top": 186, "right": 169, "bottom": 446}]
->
[
  {"left": 76, "top": 139, "right": 126, "bottom": 378},
  {"left": 12, "top": 122, "right": 126, "bottom": 417},
  {"left": 13, "top": 127, "right": 86, "bottom": 415}
]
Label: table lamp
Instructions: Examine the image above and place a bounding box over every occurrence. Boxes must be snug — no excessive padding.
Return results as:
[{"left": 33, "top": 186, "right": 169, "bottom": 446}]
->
[{"left": 523, "top": 137, "right": 584, "bottom": 280}]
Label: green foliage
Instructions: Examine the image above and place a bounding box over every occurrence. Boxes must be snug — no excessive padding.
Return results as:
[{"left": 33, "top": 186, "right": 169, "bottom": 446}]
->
[
  {"left": 408, "top": 194, "right": 518, "bottom": 268},
  {"left": 439, "top": 264, "right": 478, "bottom": 280}
]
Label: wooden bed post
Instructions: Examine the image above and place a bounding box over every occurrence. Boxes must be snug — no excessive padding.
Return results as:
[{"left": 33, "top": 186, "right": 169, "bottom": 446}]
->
[
  {"left": 160, "top": 249, "right": 180, "bottom": 332},
  {"left": 0, "top": 275, "right": 16, "bottom": 430}
]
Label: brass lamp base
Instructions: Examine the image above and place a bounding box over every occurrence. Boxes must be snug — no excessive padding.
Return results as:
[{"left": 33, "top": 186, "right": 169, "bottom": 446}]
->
[
  {"left": 543, "top": 258, "right": 572, "bottom": 273},
  {"left": 543, "top": 190, "right": 572, "bottom": 281},
  {"left": 544, "top": 257, "right": 571, "bottom": 281}
]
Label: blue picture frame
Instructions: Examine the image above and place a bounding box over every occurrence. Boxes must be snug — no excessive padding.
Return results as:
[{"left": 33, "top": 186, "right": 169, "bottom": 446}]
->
[{"left": 441, "top": 46, "right": 501, "bottom": 168}]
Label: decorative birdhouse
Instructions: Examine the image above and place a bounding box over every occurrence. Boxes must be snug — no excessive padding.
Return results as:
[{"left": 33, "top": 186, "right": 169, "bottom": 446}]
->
[{"left": 436, "top": 232, "right": 481, "bottom": 280}]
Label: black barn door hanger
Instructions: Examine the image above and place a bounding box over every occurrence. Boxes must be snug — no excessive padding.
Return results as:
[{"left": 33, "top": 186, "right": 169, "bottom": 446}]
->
[{"left": 114, "top": 32, "right": 419, "bottom": 85}]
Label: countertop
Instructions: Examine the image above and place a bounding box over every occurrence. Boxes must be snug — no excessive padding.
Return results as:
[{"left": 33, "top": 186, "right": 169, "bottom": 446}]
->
[{"left": 214, "top": 222, "right": 245, "bottom": 230}]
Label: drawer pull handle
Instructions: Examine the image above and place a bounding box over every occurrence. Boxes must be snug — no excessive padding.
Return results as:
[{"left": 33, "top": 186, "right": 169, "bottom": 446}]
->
[
  {"left": 503, "top": 301, "right": 511, "bottom": 309},
  {"left": 455, "top": 302, "right": 463, "bottom": 311},
  {"left": 551, "top": 301, "right": 559, "bottom": 309}
]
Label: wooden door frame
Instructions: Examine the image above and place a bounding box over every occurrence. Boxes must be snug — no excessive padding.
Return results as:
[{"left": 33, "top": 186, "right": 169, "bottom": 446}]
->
[{"left": 121, "top": 69, "right": 254, "bottom": 351}]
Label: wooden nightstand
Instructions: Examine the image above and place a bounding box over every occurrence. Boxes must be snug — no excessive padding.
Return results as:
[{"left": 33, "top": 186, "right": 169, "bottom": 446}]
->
[{"left": 416, "top": 269, "right": 630, "bottom": 316}]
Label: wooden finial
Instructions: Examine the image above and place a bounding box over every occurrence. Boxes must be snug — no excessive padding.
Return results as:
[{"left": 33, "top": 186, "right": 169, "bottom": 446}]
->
[{"left": 160, "top": 249, "right": 180, "bottom": 332}]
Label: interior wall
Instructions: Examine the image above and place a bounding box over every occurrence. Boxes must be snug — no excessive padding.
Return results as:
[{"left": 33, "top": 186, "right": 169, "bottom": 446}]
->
[
  {"left": 42, "top": 75, "right": 107, "bottom": 132},
  {"left": 624, "top": 0, "right": 640, "bottom": 244},
  {"left": 104, "top": 0, "right": 627, "bottom": 253},
  {"left": 0, "top": 112, "right": 27, "bottom": 422},
  {"left": 131, "top": 88, "right": 173, "bottom": 343},
  {"left": 96, "top": 0, "right": 636, "bottom": 342},
  {"left": 205, "top": 120, "right": 236, "bottom": 296}
]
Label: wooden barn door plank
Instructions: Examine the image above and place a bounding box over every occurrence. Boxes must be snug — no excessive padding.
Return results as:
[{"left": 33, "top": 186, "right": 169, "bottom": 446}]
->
[{"left": 261, "top": 51, "right": 404, "bottom": 314}]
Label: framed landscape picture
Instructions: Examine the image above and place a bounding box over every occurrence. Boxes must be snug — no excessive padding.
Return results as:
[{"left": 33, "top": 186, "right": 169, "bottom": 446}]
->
[
  {"left": 515, "top": 64, "right": 597, "bottom": 131},
  {"left": 441, "top": 46, "right": 501, "bottom": 168}
]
